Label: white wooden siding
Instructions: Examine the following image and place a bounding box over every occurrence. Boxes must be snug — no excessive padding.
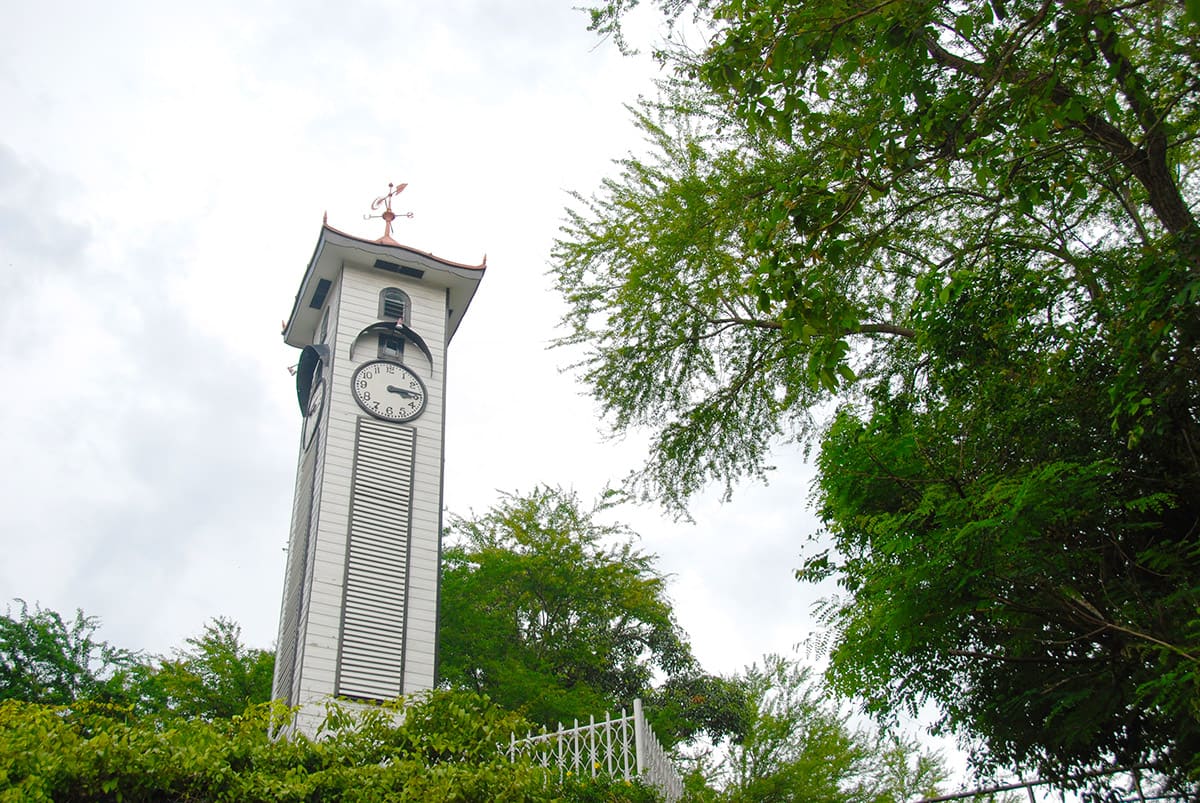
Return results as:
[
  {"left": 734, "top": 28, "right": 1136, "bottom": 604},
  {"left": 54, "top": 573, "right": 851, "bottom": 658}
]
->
[
  {"left": 272, "top": 433, "right": 316, "bottom": 705},
  {"left": 273, "top": 278, "right": 340, "bottom": 708}
]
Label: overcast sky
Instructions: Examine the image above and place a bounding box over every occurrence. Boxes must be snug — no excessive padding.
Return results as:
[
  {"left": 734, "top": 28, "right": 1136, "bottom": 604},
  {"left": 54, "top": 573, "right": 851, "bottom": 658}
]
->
[{"left": 2, "top": 0, "right": 832, "bottom": 712}]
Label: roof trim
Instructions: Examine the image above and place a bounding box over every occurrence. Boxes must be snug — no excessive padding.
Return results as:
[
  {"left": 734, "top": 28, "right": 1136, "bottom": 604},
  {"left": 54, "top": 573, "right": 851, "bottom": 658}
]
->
[{"left": 321, "top": 223, "right": 486, "bottom": 272}]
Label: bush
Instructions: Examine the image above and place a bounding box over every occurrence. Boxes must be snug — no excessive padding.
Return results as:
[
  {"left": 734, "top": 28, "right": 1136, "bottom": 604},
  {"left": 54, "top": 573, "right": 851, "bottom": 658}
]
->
[{"left": 0, "top": 691, "right": 663, "bottom": 802}]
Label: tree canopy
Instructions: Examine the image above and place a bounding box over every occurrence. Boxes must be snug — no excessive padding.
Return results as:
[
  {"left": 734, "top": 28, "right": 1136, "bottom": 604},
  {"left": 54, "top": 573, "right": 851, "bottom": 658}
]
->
[
  {"left": 0, "top": 601, "right": 137, "bottom": 707},
  {"left": 713, "top": 655, "right": 946, "bottom": 803},
  {"left": 146, "top": 617, "right": 274, "bottom": 720},
  {"left": 557, "top": 0, "right": 1200, "bottom": 790},
  {"left": 438, "top": 486, "right": 742, "bottom": 746},
  {"left": 1, "top": 603, "right": 273, "bottom": 721}
]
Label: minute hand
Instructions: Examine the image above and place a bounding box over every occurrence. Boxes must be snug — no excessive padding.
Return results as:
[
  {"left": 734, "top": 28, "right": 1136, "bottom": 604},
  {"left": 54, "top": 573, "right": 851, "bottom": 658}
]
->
[{"left": 386, "top": 385, "right": 421, "bottom": 399}]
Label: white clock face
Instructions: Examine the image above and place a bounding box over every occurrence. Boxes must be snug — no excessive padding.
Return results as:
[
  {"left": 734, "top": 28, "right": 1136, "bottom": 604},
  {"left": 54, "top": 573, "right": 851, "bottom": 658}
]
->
[{"left": 352, "top": 360, "right": 426, "bottom": 422}]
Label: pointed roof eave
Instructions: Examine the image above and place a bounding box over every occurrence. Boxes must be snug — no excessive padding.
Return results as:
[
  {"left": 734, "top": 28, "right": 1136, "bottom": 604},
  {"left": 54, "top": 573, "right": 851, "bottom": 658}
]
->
[
  {"left": 319, "top": 221, "right": 487, "bottom": 272},
  {"left": 282, "top": 220, "right": 486, "bottom": 349}
]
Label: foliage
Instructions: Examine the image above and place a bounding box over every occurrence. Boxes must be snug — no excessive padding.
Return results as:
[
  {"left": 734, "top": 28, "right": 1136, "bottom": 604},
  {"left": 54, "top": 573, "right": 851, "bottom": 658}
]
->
[
  {"left": 147, "top": 616, "right": 274, "bottom": 719},
  {"left": 558, "top": 0, "right": 1200, "bottom": 789},
  {"left": 1, "top": 604, "right": 274, "bottom": 722},
  {"left": 714, "top": 655, "right": 945, "bottom": 802},
  {"left": 0, "top": 689, "right": 661, "bottom": 802},
  {"left": 439, "top": 486, "right": 743, "bottom": 747},
  {"left": 0, "top": 600, "right": 138, "bottom": 706},
  {"left": 644, "top": 671, "right": 750, "bottom": 747}
]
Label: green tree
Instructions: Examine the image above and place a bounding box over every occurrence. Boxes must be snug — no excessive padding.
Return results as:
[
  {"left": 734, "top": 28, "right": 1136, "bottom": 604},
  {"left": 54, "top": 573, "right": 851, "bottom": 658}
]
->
[
  {"left": 557, "top": 0, "right": 1200, "bottom": 789},
  {"left": 0, "top": 600, "right": 137, "bottom": 706},
  {"left": 717, "top": 655, "right": 945, "bottom": 803},
  {"left": 439, "top": 486, "right": 739, "bottom": 745},
  {"left": 645, "top": 670, "right": 751, "bottom": 749},
  {"left": 1, "top": 604, "right": 274, "bottom": 721},
  {"left": 147, "top": 617, "right": 274, "bottom": 719}
]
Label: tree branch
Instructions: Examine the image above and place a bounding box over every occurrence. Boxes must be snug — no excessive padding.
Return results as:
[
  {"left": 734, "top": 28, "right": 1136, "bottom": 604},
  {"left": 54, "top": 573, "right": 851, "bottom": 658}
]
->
[
  {"left": 947, "top": 648, "right": 1092, "bottom": 664},
  {"left": 921, "top": 6, "right": 1198, "bottom": 242},
  {"left": 707, "top": 317, "right": 916, "bottom": 339}
]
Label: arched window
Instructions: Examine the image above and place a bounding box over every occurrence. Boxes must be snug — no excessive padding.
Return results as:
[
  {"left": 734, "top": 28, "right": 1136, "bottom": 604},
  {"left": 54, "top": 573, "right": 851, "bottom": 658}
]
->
[
  {"left": 378, "top": 288, "right": 411, "bottom": 360},
  {"left": 379, "top": 288, "right": 410, "bottom": 323}
]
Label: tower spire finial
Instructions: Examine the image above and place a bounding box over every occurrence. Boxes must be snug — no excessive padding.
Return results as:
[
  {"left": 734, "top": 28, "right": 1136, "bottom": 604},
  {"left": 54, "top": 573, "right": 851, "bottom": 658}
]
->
[{"left": 366, "top": 182, "right": 414, "bottom": 246}]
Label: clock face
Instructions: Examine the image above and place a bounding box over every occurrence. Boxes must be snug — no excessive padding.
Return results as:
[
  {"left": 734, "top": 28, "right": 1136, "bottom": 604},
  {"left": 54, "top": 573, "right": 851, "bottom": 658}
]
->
[
  {"left": 352, "top": 360, "right": 426, "bottom": 423},
  {"left": 302, "top": 379, "right": 325, "bottom": 450}
]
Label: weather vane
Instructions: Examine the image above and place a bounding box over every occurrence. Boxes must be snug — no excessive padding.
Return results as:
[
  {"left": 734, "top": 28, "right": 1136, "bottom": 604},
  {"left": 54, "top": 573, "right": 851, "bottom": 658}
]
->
[{"left": 366, "top": 181, "right": 414, "bottom": 245}]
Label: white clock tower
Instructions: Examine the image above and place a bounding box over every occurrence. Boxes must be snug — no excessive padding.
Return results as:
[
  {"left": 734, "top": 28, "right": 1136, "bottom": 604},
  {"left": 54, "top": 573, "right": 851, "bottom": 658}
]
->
[{"left": 273, "top": 185, "right": 484, "bottom": 735}]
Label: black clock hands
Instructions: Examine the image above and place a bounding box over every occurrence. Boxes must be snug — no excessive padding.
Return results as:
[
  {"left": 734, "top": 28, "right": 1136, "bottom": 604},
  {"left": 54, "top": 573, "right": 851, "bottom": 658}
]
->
[{"left": 387, "top": 385, "right": 422, "bottom": 399}]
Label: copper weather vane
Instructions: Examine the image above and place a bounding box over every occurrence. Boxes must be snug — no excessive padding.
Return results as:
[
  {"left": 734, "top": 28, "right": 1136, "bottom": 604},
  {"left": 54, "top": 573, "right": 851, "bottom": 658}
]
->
[{"left": 366, "top": 182, "right": 414, "bottom": 246}]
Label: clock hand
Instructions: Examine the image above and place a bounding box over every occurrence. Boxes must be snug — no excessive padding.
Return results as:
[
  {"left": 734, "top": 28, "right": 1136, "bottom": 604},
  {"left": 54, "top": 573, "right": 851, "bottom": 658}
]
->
[{"left": 386, "top": 385, "right": 421, "bottom": 398}]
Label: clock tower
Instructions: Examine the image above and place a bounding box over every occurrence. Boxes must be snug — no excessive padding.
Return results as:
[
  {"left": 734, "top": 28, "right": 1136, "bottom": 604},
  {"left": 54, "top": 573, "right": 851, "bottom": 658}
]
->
[{"left": 273, "top": 185, "right": 484, "bottom": 735}]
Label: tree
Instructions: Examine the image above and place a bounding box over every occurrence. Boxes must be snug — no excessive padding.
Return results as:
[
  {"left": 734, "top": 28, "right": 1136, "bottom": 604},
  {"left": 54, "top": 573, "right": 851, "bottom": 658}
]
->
[
  {"left": 147, "top": 617, "right": 274, "bottom": 719},
  {"left": 716, "top": 655, "right": 945, "bottom": 803},
  {"left": 1, "top": 604, "right": 274, "bottom": 721},
  {"left": 557, "top": 0, "right": 1200, "bottom": 789},
  {"left": 0, "top": 600, "right": 138, "bottom": 706},
  {"left": 438, "top": 486, "right": 739, "bottom": 744}
]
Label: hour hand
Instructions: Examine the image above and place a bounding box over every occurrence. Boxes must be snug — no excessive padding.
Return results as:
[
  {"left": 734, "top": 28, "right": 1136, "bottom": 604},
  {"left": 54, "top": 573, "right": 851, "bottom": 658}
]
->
[{"left": 386, "top": 385, "right": 420, "bottom": 398}]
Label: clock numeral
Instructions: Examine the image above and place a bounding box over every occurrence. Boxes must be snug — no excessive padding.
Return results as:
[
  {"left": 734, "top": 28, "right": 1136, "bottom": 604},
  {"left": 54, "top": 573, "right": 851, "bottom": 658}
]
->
[{"left": 361, "top": 391, "right": 371, "bottom": 401}]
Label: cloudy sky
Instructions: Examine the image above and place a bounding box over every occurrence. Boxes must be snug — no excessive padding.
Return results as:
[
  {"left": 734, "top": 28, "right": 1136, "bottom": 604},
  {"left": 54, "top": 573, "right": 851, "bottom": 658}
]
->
[{"left": 1, "top": 0, "right": 830, "bottom": 705}]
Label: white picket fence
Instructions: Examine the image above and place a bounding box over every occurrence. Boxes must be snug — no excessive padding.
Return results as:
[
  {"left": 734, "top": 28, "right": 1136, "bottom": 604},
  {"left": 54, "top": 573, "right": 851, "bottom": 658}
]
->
[{"left": 507, "top": 698, "right": 684, "bottom": 802}]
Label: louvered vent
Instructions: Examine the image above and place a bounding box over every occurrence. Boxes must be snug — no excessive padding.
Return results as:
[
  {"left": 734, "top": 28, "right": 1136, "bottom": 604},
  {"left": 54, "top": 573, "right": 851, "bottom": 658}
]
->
[
  {"left": 336, "top": 418, "right": 416, "bottom": 701},
  {"left": 381, "top": 287, "right": 408, "bottom": 320}
]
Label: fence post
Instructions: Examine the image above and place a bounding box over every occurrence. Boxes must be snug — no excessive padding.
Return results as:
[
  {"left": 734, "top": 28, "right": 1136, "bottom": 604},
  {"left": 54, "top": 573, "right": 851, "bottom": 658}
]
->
[
  {"left": 621, "top": 707, "right": 632, "bottom": 780},
  {"left": 633, "top": 698, "right": 646, "bottom": 779},
  {"left": 557, "top": 722, "right": 564, "bottom": 783}
]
